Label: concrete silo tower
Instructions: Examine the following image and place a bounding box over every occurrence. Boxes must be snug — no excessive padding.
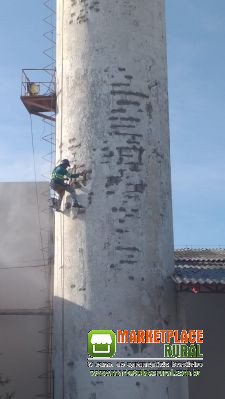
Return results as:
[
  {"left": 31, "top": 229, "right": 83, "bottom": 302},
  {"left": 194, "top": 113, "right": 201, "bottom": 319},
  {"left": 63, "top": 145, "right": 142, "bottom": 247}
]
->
[{"left": 54, "top": 1, "right": 185, "bottom": 398}]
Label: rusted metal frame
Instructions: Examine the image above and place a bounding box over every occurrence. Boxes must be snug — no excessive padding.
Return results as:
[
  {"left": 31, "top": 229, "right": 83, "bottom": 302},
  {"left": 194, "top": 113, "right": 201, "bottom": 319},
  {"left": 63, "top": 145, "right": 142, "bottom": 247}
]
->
[
  {"left": 32, "top": 111, "right": 56, "bottom": 122},
  {"left": 23, "top": 98, "right": 55, "bottom": 112}
]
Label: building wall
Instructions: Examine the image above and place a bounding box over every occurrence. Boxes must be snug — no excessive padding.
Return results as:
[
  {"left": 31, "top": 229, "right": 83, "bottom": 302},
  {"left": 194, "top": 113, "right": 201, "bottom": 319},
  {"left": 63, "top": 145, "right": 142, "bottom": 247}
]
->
[
  {"left": 0, "top": 182, "right": 52, "bottom": 399},
  {"left": 181, "top": 292, "right": 225, "bottom": 399}
]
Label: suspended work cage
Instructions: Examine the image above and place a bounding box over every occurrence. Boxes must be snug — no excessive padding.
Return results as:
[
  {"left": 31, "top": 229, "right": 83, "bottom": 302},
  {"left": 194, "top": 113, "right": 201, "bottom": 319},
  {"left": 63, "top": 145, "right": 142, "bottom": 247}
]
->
[{"left": 20, "top": 68, "right": 56, "bottom": 121}]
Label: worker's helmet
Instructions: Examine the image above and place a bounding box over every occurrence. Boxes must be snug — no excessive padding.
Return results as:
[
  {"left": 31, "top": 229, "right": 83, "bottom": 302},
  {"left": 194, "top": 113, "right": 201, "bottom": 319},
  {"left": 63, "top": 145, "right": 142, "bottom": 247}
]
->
[{"left": 60, "top": 159, "right": 70, "bottom": 167}]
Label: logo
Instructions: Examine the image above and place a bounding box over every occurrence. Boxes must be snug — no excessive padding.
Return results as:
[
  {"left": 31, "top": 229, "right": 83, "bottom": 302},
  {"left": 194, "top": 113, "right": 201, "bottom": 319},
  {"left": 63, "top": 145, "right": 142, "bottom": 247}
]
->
[{"left": 88, "top": 330, "right": 116, "bottom": 358}]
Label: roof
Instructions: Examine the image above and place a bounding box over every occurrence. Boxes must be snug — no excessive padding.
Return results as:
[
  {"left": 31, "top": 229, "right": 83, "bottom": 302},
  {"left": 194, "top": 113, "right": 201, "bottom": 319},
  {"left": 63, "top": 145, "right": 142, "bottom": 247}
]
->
[
  {"left": 91, "top": 334, "right": 112, "bottom": 345},
  {"left": 173, "top": 249, "right": 225, "bottom": 290},
  {"left": 174, "top": 248, "right": 225, "bottom": 263}
]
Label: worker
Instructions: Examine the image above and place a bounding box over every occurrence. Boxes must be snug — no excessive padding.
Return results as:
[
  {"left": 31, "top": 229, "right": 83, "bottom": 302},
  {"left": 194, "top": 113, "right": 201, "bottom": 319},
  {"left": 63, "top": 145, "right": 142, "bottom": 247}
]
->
[
  {"left": 27, "top": 81, "right": 40, "bottom": 96},
  {"left": 50, "top": 159, "right": 84, "bottom": 210}
]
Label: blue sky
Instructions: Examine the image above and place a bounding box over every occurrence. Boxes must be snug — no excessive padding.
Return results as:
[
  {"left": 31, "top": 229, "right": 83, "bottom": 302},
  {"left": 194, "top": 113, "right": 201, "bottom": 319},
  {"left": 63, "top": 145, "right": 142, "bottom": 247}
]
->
[
  {"left": 0, "top": 1, "right": 53, "bottom": 181},
  {"left": 0, "top": 1, "right": 225, "bottom": 248},
  {"left": 166, "top": 0, "right": 225, "bottom": 247}
]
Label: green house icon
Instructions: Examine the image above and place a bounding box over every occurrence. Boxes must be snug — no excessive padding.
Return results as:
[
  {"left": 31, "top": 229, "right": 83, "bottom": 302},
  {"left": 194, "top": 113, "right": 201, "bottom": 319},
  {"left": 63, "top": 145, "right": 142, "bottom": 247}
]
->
[{"left": 88, "top": 330, "right": 116, "bottom": 357}]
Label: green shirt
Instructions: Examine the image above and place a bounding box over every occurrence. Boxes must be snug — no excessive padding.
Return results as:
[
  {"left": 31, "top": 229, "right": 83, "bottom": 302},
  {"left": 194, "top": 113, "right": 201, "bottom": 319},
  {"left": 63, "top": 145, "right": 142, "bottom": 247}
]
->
[{"left": 51, "top": 165, "right": 80, "bottom": 184}]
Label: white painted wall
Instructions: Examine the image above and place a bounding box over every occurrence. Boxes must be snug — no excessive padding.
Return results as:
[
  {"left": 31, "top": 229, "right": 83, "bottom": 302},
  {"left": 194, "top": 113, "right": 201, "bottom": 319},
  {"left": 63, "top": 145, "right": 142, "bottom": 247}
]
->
[
  {"left": 54, "top": 1, "right": 186, "bottom": 398},
  {"left": 0, "top": 182, "right": 52, "bottom": 399}
]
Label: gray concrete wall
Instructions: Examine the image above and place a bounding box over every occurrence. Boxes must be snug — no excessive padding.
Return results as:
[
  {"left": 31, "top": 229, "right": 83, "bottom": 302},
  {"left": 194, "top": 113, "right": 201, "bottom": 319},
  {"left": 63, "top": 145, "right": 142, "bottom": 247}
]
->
[
  {"left": 181, "top": 292, "right": 225, "bottom": 399},
  {"left": 0, "top": 182, "right": 52, "bottom": 399},
  {"left": 54, "top": 1, "right": 186, "bottom": 398}
]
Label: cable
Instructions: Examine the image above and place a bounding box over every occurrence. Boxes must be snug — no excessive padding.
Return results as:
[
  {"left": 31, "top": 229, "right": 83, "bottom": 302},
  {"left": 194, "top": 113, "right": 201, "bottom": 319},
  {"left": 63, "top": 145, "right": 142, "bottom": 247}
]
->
[
  {"left": 0, "top": 264, "right": 48, "bottom": 270},
  {"left": 29, "top": 115, "right": 47, "bottom": 268},
  {"left": 60, "top": 3, "right": 65, "bottom": 399}
]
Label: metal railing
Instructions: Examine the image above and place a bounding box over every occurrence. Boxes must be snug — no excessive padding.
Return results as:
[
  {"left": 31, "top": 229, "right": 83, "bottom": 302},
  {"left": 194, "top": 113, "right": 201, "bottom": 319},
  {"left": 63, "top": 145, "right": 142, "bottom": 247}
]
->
[{"left": 21, "top": 68, "right": 55, "bottom": 97}]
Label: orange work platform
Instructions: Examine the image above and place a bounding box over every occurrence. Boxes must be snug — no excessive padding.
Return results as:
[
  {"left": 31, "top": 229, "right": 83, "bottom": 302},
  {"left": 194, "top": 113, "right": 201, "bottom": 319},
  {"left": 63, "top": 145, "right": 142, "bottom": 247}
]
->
[
  {"left": 20, "top": 94, "right": 56, "bottom": 121},
  {"left": 20, "top": 68, "right": 56, "bottom": 121}
]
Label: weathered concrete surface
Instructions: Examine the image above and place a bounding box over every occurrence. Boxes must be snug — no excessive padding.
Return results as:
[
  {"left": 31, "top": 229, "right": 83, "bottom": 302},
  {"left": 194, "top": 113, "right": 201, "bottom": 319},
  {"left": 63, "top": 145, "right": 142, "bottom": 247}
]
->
[
  {"left": 0, "top": 182, "right": 52, "bottom": 399},
  {"left": 54, "top": 1, "right": 185, "bottom": 398}
]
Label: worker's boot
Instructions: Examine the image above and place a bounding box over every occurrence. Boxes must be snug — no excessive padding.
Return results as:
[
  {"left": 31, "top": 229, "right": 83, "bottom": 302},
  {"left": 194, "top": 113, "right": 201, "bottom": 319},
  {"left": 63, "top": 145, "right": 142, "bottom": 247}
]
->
[
  {"left": 50, "top": 197, "right": 59, "bottom": 209},
  {"left": 72, "top": 202, "right": 84, "bottom": 209}
]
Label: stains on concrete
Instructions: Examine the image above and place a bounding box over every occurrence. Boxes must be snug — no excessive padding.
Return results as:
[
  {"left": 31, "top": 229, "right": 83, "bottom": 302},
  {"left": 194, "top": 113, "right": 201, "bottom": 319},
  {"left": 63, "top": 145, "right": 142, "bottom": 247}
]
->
[
  {"left": 102, "top": 68, "right": 157, "bottom": 271},
  {"left": 69, "top": 0, "right": 100, "bottom": 24},
  {"left": 101, "top": 146, "right": 114, "bottom": 158},
  {"left": 152, "top": 147, "right": 164, "bottom": 161},
  {"left": 68, "top": 137, "right": 76, "bottom": 142},
  {"left": 103, "top": 150, "right": 114, "bottom": 158},
  {"left": 148, "top": 80, "right": 159, "bottom": 91},
  {"left": 115, "top": 145, "right": 144, "bottom": 172},
  {"left": 140, "top": 343, "right": 148, "bottom": 352},
  {"left": 145, "top": 102, "right": 153, "bottom": 119},
  {"left": 126, "top": 180, "right": 147, "bottom": 193},
  {"left": 108, "top": 116, "right": 119, "bottom": 121},
  {"left": 68, "top": 142, "right": 81, "bottom": 152},
  {"left": 111, "top": 82, "right": 130, "bottom": 87},
  {"left": 111, "top": 90, "right": 149, "bottom": 99},
  {"left": 120, "top": 116, "right": 140, "bottom": 123},
  {"left": 111, "top": 108, "right": 127, "bottom": 113},
  {"left": 111, "top": 124, "right": 136, "bottom": 129},
  {"left": 126, "top": 138, "right": 140, "bottom": 145},
  {"left": 113, "top": 132, "right": 142, "bottom": 138},
  {"left": 117, "top": 99, "right": 140, "bottom": 107},
  {"left": 109, "top": 264, "right": 121, "bottom": 271},
  {"left": 88, "top": 192, "right": 94, "bottom": 205},
  {"left": 130, "top": 343, "right": 139, "bottom": 353},
  {"left": 105, "top": 175, "right": 122, "bottom": 188},
  {"left": 116, "top": 246, "right": 140, "bottom": 252},
  {"left": 124, "top": 75, "right": 133, "bottom": 80},
  {"left": 67, "top": 361, "right": 74, "bottom": 367},
  {"left": 120, "top": 260, "right": 137, "bottom": 264}
]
